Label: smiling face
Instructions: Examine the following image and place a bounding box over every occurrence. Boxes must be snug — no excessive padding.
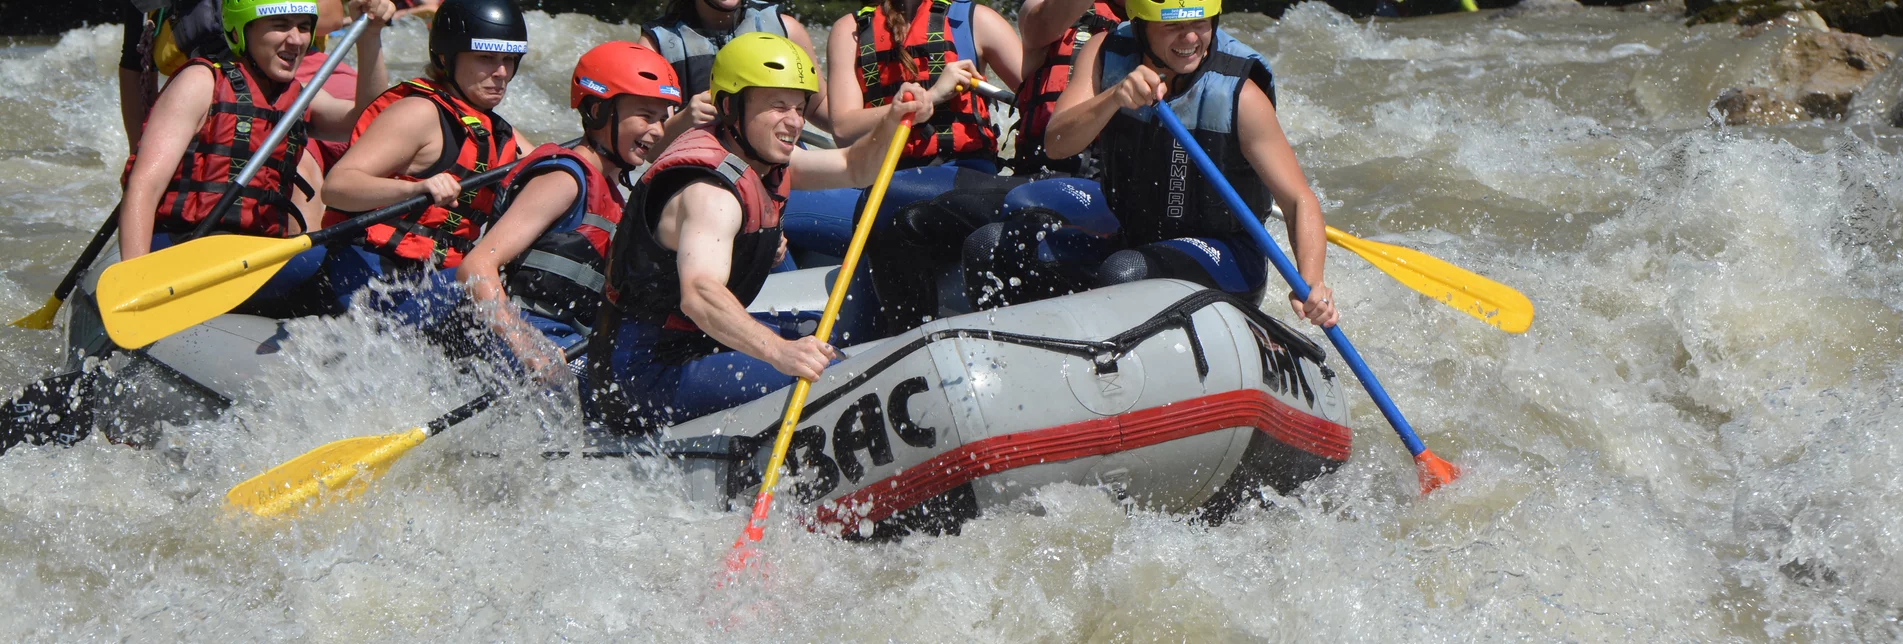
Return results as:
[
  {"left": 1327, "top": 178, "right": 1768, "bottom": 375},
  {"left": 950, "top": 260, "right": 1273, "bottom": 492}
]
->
[
  {"left": 452, "top": 51, "right": 520, "bottom": 111},
  {"left": 242, "top": 16, "right": 314, "bottom": 84},
  {"left": 737, "top": 87, "right": 809, "bottom": 165},
  {"left": 1143, "top": 18, "right": 1214, "bottom": 76},
  {"left": 600, "top": 94, "right": 674, "bottom": 166}
]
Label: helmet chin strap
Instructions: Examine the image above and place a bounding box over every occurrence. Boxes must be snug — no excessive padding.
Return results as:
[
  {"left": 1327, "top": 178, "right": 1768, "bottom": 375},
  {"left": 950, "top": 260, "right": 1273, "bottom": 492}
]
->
[
  {"left": 585, "top": 100, "right": 640, "bottom": 189},
  {"left": 719, "top": 91, "right": 787, "bottom": 172}
]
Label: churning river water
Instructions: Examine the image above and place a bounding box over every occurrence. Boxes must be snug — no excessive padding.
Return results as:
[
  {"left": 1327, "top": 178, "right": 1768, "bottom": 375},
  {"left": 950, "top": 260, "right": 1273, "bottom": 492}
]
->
[{"left": 4, "top": 4, "right": 1903, "bottom": 640}]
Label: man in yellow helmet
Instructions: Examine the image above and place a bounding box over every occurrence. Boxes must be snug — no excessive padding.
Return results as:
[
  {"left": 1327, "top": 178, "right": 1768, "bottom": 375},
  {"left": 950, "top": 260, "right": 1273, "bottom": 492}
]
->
[{"left": 585, "top": 33, "right": 931, "bottom": 437}]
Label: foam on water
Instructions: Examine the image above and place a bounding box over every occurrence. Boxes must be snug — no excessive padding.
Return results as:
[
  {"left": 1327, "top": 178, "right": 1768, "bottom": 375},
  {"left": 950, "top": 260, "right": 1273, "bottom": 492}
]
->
[{"left": 3, "top": 4, "right": 1903, "bottom": 641}]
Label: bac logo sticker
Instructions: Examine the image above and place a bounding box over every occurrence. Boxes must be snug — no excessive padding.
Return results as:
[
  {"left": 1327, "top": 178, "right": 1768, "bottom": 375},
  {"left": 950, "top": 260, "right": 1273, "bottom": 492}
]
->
[
  {"left": 1159, "top": 7, "right": 1206, "bottom": 20},
  {"left": 255, "top": 3, "right": 317, "bottom": 17},
  {"left": 470, "top": 38, "right": 529, "bottom": 54}
]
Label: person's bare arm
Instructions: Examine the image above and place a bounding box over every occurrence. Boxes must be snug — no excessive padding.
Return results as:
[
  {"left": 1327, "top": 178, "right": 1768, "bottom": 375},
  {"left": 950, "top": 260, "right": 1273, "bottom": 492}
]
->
[
  {"left": 973, "top": 5, "right": 1024, "bottom": 92},
  {"left": 824, "top": 14, "right": 876, "bottom": 146},
  {"left": 790, "top": 85, "right": 931, "bottom": 191},
  {"left": 307, "top": 0, "right": 392, "bottom": 140},
  {"left": 119, "top": 67, "right": 158, "bottom": 154},
  {"left": 783, "top": 16, "right": 833, "bottom": 135},
  {"left": 321, "top": 98, "right": 458, "bottom": 211},
  {"left": 1235, "top": 80, "right": 1335, "bottom": 328},
  {"left": 1017, "top": 0, "right": 1096, "bottom": 52},
  {"left": 668, "top": 181, "right": 836, "bottom": 379},
  {"left": 457, "top": 170, "right": 580, "bottom": 372},
  {"left": 1045, "top": 35, "right": 1161, "bottom": 159},
  {"left": 119, "top": 66, "right": 214, "bottom": 260}
]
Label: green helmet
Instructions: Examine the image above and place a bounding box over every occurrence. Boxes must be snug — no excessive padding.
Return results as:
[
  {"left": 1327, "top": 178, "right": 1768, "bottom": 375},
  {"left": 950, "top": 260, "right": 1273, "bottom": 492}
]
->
[
  {"left": 1127, "top": 0, "right": 1221, "bottom": 22},
  {"left": 709, "top": 32, "right": 820, "bottom": 106},
  {"left": 222, "top": 0, "right": 320, "bottom": 56}
]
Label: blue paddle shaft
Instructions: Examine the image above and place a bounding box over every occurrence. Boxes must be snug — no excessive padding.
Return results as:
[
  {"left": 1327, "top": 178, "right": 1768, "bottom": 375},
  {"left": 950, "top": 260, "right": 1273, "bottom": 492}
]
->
[{"left": 1151, "top": 105, "right": 1427, "bottom": 457}]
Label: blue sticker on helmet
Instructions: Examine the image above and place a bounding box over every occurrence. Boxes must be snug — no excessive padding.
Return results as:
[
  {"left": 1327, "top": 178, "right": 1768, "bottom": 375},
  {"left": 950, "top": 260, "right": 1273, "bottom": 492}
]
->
[
  {"left": 660, "top": 86, "right": 681, "bottom": 97},
  {"left": 1158, "top": 6, "right": 1206, "bottom": 19},
  {"left": 578, "top": 77, "right": 608, "bottom": 94}
]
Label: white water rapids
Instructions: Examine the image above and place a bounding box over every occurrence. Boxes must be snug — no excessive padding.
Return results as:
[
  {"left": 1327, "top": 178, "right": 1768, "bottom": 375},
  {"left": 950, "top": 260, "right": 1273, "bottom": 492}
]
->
[{"left": 3, "top": 4, "right": 1903, "bottom": 640}]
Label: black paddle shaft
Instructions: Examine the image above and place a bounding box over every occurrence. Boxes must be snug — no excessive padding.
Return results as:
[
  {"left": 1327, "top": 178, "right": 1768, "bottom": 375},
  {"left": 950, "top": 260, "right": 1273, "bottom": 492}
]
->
[
  {"left": 51, "top": 209, "right": 121, "bottom": 303},
  {"left": 305, "top": 137, "right": 584, "bottom": 249},
  {"left": 424, "top": 340, "right": 589, "bottom": 439}
]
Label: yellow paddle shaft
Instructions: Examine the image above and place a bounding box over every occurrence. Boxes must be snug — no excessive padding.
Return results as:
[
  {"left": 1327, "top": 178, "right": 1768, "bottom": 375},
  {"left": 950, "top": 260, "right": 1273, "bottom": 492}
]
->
[{"left": 743, "top": 116, "right": 913, "bottom": 540}]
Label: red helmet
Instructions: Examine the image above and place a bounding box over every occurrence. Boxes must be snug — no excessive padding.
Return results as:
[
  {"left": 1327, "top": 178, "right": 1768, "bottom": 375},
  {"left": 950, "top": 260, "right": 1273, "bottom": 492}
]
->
[{"left": 570, "top": 42, "right": 683, "bottom": 109}]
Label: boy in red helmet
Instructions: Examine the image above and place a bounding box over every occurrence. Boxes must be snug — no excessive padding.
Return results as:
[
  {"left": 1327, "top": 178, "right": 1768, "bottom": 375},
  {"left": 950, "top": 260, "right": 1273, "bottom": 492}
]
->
[{"left": 455, "top": 42, "right": 682, "bottom": 376}]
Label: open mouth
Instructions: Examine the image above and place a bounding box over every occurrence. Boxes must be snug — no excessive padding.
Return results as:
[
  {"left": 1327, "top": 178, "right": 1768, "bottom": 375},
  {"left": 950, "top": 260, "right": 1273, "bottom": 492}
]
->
[
  {"left": 1171, "top": 45, "right": 1201, "bottom": 59},
  {"left": 775, "top": 132, "right": 797, "bottom": 151}
]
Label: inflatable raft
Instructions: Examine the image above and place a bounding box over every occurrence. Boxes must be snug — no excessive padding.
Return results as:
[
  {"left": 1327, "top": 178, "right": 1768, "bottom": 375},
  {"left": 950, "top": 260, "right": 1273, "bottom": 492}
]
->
[
  {"left": 658, "top": 279, "right": 1353, "bottom": 536},
  {"left": 57, "top": 242, "right": 1352, "bottom": 534}
]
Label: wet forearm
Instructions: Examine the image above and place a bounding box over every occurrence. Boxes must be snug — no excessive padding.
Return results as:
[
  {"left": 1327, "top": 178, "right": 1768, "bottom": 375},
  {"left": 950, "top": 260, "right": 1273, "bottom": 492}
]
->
[
  {"left": 682, "top": 280, "right": 782, "bottom": 363},
  {"left": 1045, "top": 90, "right": 1117, "bottom": 159}
]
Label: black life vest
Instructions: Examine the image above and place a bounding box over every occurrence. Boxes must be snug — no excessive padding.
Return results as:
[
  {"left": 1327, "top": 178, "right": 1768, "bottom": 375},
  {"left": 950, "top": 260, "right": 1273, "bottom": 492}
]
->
[
  {"left": 493, "top": 143, "right": 624, "bottom": 333},
  {"left": 644, "top": 1, "right": 789, "bottom": 98},
  {"left": 1010, "top": 1, "right": 1122, "bottom": 176},
  {"left": 592, "top": 125, "right": 788, "bottom": 366},
  {"left": 853, "top": 0, "right": 997, "bottom": 167},
  {"left": 1094, "top": 23, "right": 1277, "bottom": 245}
]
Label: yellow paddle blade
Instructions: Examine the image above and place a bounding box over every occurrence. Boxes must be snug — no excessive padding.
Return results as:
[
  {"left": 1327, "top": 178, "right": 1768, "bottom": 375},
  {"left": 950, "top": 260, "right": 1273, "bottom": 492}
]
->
[
  {"left": 227, "top": 427, "right": 430, "bottom": 517},
  {"left": 95, "top": 234, "right": 313, "bottom": 349},
  {"left": 9, "top": 295, "right": 63, "bottom": 329},
  {"left": 1325, "top": 226, "right": 1535, "bottom": 333}
]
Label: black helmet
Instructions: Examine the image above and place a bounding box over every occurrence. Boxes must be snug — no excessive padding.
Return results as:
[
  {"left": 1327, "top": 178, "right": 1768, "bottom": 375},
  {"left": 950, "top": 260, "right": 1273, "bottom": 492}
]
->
[{"left": 428, "top": 0, "right": 530, "bottom": 71}]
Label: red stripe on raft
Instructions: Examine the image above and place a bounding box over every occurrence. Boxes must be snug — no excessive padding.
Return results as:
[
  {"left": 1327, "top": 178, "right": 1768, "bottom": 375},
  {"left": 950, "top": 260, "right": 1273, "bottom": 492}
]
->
[{"left": 812, "top": 388, "right": 1351, "bottom": 528}]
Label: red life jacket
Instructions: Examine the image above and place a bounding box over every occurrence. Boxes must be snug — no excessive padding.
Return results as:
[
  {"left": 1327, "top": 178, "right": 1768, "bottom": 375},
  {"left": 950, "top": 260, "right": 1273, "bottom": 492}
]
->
[
  {"left": 492, "top": 143, "right": 624, "bottom": 331},
  {"left": 132, "top": 56, "right": 310, "bottom": 237},
  {"left": 323, "top": 77, "right": 519, "bottom": 269},
  {"left": 593, "top": 125, "right": 787, "bottom": 365},
  {"left": 1011, "top": 1, "right": 1123, "bottom": 175},
  {"left": 853, "top": 0, "right": 997, "bottom": 165}
]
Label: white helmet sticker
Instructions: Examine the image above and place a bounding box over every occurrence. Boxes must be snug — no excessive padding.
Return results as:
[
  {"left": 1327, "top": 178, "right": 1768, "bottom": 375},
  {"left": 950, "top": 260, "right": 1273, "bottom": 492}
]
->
[
  {"left": 470, "top": 38, "right": 529, "bottom": 54},
  {"left": 254, "top": 2, "right": 319, "bottom": 17},
  {"left": 1159, "top": 7, "right": 1206, "bottom": 19}
]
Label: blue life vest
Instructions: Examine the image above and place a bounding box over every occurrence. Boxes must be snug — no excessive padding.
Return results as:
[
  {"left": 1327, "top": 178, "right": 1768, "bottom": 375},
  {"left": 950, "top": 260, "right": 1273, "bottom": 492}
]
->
[
  {"left": 1094, "top": 23, "right": 1277, "bottom": 245},
  {"left": 645, "top": 2, "right": 789, "bottom": 98}
]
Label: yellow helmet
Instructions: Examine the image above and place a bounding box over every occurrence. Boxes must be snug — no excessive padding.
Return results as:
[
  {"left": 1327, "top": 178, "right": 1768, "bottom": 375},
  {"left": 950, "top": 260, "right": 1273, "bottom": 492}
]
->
[
  {"left": 1127, "top": 0, "right": 1222, "bottom": 22},
  {"left": 709, "top": 32, "right": 820, "bottom": 104}
]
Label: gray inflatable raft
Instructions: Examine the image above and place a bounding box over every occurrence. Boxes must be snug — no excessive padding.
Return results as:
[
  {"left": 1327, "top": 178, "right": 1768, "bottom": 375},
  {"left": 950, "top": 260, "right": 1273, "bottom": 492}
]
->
[
  {"left": 63, "top": 250, "right": 1352, "bottom": 531},
  {"left": 659, "top": 279, "right": 1353, "bottom": 537}
]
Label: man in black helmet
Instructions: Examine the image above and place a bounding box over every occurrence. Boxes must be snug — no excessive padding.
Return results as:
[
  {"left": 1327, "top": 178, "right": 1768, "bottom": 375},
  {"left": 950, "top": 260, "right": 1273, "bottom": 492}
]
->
[{"left": 320, "top": 0, "right": 537, "bottom": 326}]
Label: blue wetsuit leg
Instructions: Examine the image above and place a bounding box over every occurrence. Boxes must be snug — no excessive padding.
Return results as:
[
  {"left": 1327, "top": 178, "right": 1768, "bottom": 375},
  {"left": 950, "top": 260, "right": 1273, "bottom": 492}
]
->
[
  {"left": 586, "top": 313, "right": 814, "bottom": 433},
  {"left": 1097, "top": 235, "right": 1268, "bottom": 300},
  {"left": 321, "top": 244, "right": 466, "bottom": 329},
  {"left": 782, "top": 187, "right": 861, "bottom": 258},
  {"left": 962, "top": 179, "right": 1118, "bottom": 309}
]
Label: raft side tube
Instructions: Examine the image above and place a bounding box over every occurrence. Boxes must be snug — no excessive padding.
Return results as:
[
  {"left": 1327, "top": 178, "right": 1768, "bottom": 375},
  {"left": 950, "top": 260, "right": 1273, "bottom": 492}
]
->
[{"left": 663, "top": 279, "right": 1351, "bottom": 538}]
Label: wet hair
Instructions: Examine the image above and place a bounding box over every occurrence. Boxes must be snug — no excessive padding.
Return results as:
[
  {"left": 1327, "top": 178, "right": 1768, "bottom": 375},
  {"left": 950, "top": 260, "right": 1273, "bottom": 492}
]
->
[
  {"left": 880, "top": 0, "right": 920, "bottom": 78},
  {"left": 662, "top": 0, "right": 696, "bottom": 21}
]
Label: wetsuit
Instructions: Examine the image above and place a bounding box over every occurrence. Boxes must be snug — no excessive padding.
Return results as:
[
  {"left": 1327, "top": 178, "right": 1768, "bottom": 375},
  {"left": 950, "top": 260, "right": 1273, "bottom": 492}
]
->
[{"left": 962, "top": 23, "right": 1278, "bottom": 310}]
